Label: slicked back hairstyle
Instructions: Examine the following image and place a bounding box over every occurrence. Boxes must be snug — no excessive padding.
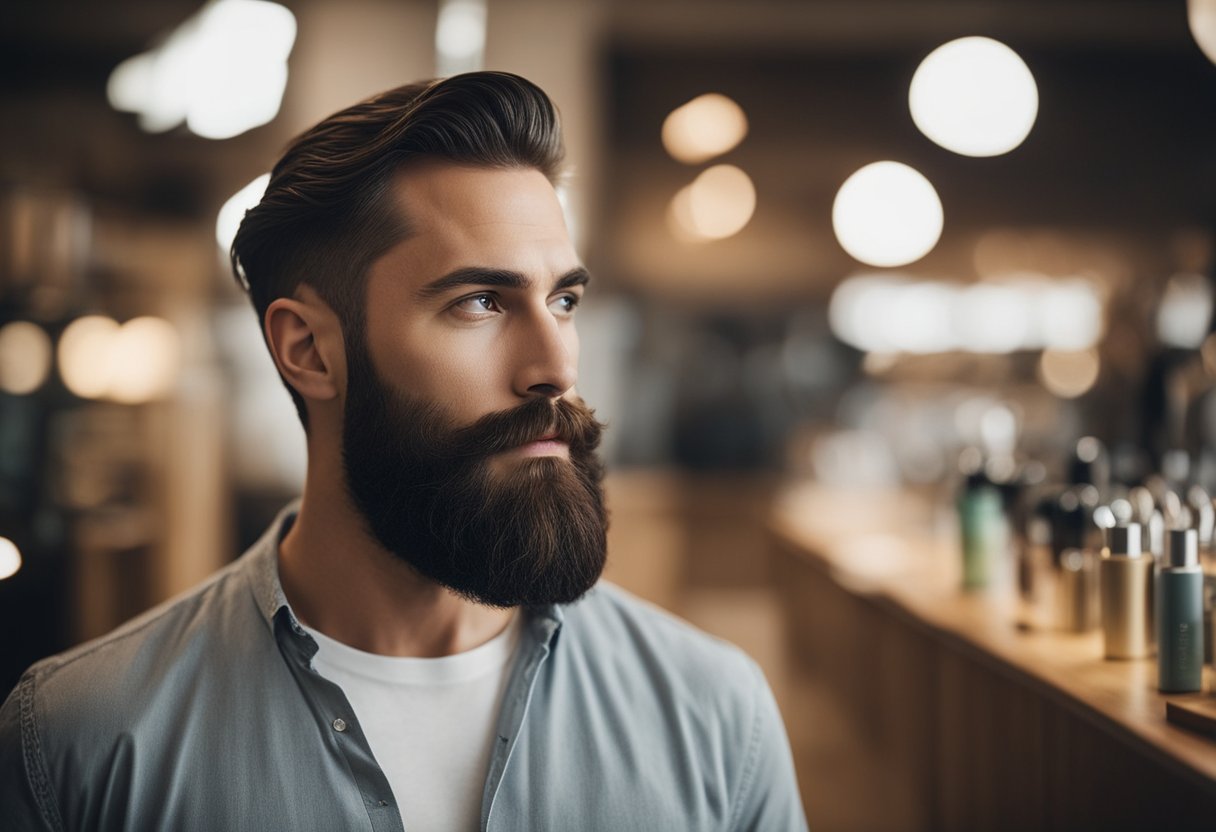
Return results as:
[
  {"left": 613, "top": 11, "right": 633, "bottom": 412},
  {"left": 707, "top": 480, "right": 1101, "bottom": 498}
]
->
[{"left": 230, "top": 71, "right": 566, "bottom": 429}]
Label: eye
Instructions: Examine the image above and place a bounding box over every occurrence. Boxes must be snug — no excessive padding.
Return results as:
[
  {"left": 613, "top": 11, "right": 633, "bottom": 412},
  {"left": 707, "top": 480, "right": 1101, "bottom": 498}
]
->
[
  {"left": 453, "top": 293, "right": 501, "bottom": 317},
  {"left": 549, "top": 293, "right": 581, "bottom": 316}
]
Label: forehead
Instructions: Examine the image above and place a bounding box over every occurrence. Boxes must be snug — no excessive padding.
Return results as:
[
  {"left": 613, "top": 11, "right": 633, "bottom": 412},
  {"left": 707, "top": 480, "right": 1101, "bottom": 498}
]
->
[{"left": 372, "top": 162, "right": 577, "bottom": 291}]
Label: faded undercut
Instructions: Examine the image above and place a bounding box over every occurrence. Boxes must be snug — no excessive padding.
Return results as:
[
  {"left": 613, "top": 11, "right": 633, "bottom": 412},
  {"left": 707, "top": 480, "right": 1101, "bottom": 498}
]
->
[{"left": 230, "top": 71, "right": 565, "bottom": 428}]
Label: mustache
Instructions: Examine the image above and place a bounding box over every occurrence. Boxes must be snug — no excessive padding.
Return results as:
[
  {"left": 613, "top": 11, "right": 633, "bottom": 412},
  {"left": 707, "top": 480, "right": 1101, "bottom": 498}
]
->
[{"left": 440, "top": 396, "right": 604, "bottom": 459}]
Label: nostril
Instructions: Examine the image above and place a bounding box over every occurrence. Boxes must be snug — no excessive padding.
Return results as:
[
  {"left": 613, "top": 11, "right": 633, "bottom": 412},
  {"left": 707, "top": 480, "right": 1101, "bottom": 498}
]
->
[{"left": 527, "top": 383, "right": 563, "bottom": 398}]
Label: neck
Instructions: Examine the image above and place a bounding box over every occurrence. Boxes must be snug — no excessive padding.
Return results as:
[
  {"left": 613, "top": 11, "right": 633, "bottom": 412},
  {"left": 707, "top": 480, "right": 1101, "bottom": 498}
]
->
[{"left": 277, "top": 446, "right": 515, "bottom": 658}]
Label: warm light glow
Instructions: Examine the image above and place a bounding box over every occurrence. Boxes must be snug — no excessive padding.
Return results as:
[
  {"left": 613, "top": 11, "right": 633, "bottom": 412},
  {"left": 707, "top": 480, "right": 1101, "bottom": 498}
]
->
[
  {"left": 666, "top": 185, "right": 700, "bottom": 243},
  {"left": 689, "top": 164, "right": 756, "bottom": 239},
  {"left": 979, "top": 404, "right": 1018, "bottom": 456},
  {"left": 217, "top": 173, "right": 271, "bottom": 253},
  {"left": 1190, "top": 0, "right": 1216, "bottom": 65},
  {"left": 107, "top": 0, "right": 296, "bottom": 140},
  {"left": 436, "top": 0, "right": 487, "bottom": 75},
  {"left": 1039, "top": 348, "right": 1101, "bottom": 398},
  {"left": 1157, "top": 272, "right": 1213, "bottom": 349},
  {"left": 832, "top": 162, "right": 943, "bottom": 268},
  {"left": 58, "top": 315, "right": 180, "bottom": 403},
  {"left": 667, "top": 165, "right": 756, "bottom": 242},
  {"left": 661, "top": 93, "right": 749, "bottom": 165},
  {"left": 955, "top": 284, "right": 1031, "bottom": 353},
  {"left": 0, "top": 537, "right": 20, "bottom": 580},
  {"left": 59, "top": 315, "right": 121, "bottom": 399},
  {"left": 1038, "top": 279, "right": 1104, "bottom": 350},
  {"left": 886, "top": 282, "right": 954, "bottom": 353},
  {"left": 0, "top": 322, "right": 53, "bottom": 395},
  {"left": 107, "top": 317, "right": 181, "bottom": 404},
  {"left": 909, "top": 36, "right": 1038, "bottom": 157},
  {"left": 828, "top": 273, "right": 1104, "bottom": 354}
]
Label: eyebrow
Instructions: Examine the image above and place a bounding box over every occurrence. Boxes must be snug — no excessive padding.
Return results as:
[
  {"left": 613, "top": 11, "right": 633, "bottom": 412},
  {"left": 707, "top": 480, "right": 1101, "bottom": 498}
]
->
[{"left": 416, "top": 266, "right": 591, "bottom": 300}]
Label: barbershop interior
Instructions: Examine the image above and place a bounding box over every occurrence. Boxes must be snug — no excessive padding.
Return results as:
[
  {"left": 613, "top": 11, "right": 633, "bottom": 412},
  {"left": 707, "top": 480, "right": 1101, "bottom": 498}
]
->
[{"left": 7, "top": 0, "right": 1216, "bottom": 828}]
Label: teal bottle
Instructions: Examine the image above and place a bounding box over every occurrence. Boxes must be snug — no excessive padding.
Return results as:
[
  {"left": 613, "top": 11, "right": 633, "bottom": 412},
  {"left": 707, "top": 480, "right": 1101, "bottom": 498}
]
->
[
  {"left": 1157, "top": 528, "right": 1204, "bottom": 693},
  {"left": 959, "top": 472, "right": 1006, "bottom": 590}
]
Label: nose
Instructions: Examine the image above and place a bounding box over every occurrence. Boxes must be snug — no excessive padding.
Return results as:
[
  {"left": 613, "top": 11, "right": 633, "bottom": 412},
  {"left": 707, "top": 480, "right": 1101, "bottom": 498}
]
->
[{"left": 512, "top": 306, "right": 578, "bottom": 400}]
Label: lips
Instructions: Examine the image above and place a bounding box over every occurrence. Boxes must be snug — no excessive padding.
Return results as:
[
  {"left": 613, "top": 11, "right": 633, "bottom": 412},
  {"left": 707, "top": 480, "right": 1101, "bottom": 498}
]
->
[{"left": 510, "top": 430, "right": 569, "bottom": 459}]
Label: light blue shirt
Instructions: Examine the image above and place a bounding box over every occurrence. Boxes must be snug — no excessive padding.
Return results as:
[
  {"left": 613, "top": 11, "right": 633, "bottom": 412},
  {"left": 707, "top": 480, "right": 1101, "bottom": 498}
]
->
[{"left": 1, "top": 503, "right": 808, "bottom": 831}]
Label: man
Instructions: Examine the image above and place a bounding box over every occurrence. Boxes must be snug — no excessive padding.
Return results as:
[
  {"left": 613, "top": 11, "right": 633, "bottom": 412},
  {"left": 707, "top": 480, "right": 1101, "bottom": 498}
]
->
[{"left": 1, "top": 72, "right": 806, "bottom": 831}]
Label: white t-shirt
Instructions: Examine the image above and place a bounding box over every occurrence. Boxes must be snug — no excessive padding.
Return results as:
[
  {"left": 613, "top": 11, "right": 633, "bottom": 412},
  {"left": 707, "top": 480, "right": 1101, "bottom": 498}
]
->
[{"left": 305, "top": 614, "right": 522, "bottom": 832}]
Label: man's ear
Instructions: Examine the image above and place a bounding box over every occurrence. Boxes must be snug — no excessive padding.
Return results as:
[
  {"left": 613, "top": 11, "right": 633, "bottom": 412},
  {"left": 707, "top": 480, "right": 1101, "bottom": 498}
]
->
[{"left": 264, "top": 286, "right": 345, "bottom": 404}]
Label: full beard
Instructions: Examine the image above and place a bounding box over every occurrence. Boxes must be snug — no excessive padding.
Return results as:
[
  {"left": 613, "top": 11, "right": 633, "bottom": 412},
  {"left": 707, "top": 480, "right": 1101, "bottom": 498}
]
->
[{"left": 340, "top": 341, "right": 608, "bottom": 609}]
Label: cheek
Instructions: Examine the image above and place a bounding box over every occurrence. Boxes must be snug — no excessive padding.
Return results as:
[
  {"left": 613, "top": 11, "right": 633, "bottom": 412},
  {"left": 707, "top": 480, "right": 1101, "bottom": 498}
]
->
[
  {"left": 566, "top": 325, "right": 580, "bottom": 365},
  {"left": 391, "top": 330, "right": 506, "bottom": 419}
]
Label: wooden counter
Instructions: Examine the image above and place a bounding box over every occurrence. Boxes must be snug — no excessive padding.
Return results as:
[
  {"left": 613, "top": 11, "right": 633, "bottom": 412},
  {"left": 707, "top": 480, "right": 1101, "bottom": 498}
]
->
[{"left": 771, "top": 483, "right": 1216, "bottom": 832}]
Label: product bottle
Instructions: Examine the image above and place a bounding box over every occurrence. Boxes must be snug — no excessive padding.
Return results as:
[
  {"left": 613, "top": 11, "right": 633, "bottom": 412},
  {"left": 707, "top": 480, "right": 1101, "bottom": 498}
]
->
[
  {"left": 1019, "top": 496, "right": 1056, "bottom": 629},
  {"left": 1099, "top": 523, "right": 1153, "bottom": 659},
  {"left": 1157, "top": 528, "right": 1204, "bottom": 692},
  {"left": 1054, "top": 486, "right": 1101, "bottom": 632},
  {"left": 1188, "top": 486, "right": 1216, "bottom": 665},
  {"left": 958, "top": 465, "right": 1007, "bottom": 590}
]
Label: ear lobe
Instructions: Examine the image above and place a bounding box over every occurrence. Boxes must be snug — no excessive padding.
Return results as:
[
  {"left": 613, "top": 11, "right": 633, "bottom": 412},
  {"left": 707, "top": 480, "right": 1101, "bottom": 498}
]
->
[{"left": 264, "top": 297, "right": 342, "bottom": 403}]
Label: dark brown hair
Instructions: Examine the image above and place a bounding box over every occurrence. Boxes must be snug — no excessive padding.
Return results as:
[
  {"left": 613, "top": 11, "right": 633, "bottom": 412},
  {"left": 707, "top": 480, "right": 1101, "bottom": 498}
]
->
[{"left": 230, "top": 71, "right": 565, "bottom": 428}]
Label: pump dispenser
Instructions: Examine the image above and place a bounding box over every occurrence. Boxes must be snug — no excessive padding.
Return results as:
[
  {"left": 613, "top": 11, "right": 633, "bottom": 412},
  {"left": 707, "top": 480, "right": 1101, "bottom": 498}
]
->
[
  {"left": 1099, "top": 524, "right": 1153, "bottom": 659},
  {"left": 1157, "top": 528, "right": 1204, "bottom": 692}
]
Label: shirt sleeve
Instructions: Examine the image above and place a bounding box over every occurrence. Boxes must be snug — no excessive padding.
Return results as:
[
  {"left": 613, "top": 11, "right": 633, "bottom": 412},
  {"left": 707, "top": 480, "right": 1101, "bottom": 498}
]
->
[
  {"left": 0, "top": 672, "right": 62, "bottom": 832},
  {"left": 729, "top": 659, "right": 809, "bottom": 832}
]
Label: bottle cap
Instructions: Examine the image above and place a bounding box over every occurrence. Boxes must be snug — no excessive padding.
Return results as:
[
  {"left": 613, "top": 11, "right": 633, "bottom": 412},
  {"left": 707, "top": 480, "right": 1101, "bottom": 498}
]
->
[
  {"left": 1107, "top": 524, "right": 1141, "bottom": 557},
  {"left": 1166, "top": 527, "right": 1198, "bottom": 569}
]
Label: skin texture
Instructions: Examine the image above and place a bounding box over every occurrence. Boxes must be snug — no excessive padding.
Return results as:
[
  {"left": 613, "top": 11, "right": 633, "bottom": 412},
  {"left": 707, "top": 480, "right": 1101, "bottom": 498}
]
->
[{"left": 266, "top": 163, "right": 586, "bottom": 657}]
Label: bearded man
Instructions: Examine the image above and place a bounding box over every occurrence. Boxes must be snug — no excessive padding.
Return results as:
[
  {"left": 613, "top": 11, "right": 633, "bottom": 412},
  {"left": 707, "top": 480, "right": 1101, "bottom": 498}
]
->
[{"left": 0, "top": 72, "right": 806, "bottom": 831}]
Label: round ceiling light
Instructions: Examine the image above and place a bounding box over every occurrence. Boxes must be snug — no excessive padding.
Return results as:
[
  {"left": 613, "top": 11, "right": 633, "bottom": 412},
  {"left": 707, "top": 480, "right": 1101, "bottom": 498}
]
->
[
  {"left": 909, "top": 36, "right": 1038, "bottom": 157},
  {"left": 832, "top": 161, "right": 944, "bottom": 268}
]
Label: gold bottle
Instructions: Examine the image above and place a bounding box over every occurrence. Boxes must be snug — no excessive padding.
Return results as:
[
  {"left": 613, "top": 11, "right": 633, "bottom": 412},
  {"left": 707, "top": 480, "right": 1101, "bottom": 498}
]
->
[{"left": 1100, "top": 523, "right": 1154, "bottom": 660}]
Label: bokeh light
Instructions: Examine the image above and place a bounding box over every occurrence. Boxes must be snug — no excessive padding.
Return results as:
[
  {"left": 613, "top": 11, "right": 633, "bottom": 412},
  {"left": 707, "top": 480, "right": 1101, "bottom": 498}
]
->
[
  {"left": 909, "top": 36, "right": 1038, "bottom": 157},
  {"left": 955, "top": 284, "right": 1031, "bottom": 353},
  {"left": 0, "top": 321, "right": 53, "bottom": 395},
  {"left": 58, "top": 315, "right": 121, "bottom": 399},
  {"left": 436, "top": 0, "right": 487, "bottom": 75},
  {"left": 829, "top": 273, "right": 1104, "bottom": 354},
  {"left": 217, "top": 173, "right": 271, "bottom": 254},
  {"left": 107, "top": 317, "right": 182, "bottom": 404},
  {"left": 832, "top": 161, "right": 943, "bottom": 268},
  {"left": 58, "top": 315, "right": 180, "bottom": 403},
  {"left": 1039, "top": 347, "right": 1101, "bottom": 398},
  {"left": 0, "top": 537, "right": 20, "bottom": 581},
  {"left": 107, "top": 0, "right": 296, "bottom": 140},
  {"left": 1157, "top": 272, "right": 1213, "bottom": 349},
  {"left": 687, "top": 164, "right": 756, "bottom": 239},
  {"left": 661, "top": 94, "right": 749, "bottom": 165},
  {"left": 1189, "top": 0, "right": 1216, "bottom": 65},
  {"left": 668, "top": 164, "right": 756, "bottom": 241}
]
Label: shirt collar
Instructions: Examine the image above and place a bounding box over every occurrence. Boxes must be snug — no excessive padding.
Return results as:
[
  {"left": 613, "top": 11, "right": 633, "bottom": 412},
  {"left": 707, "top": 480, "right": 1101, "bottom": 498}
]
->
[{"left": 240, "top": 498, "right": 301, "bottom": 637}]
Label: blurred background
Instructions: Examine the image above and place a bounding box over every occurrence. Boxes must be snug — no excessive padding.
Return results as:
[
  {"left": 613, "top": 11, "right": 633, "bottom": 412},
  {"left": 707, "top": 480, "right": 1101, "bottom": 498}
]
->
[{"left": 5, "top": 0, "right": 1216, "bottom": 828}]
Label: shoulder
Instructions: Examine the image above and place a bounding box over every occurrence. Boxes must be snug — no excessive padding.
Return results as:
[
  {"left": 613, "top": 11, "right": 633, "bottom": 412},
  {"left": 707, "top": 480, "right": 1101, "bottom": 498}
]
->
[
  {"left": 5, "top": 555, "right": 260, "bottom": 753},
  {"left": 0, "top": 556, "right": 265, "bottom": 829},
  {"left": 536, "top": 583, "right": 807, "bottom": 830},
  {"left": 41, "top": 557, "right": 251, "bottom": 687},
  {"left": 556, "top": 581, "right": 768, "bottom": 717}
]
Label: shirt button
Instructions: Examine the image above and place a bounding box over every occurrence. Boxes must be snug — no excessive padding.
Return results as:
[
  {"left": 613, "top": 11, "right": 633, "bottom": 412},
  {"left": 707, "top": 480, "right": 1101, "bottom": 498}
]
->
[{"left": 332, "top": 718, "right": 348, "bottom": 732}]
